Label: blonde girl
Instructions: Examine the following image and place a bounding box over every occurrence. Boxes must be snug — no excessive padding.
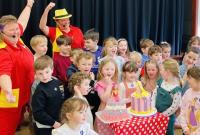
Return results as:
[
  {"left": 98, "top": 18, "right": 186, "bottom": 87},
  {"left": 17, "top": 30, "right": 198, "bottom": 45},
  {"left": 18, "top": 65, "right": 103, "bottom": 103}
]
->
[
  {"left": 100, "top": 37, "right": 125, "bottom": 80},
  {"left": 94, "top": 58, "right": 118, "bottom": 135},
  {"left": 117, "top": 38, "right": 130, "bottom": 61},
  {"left": 142, "top": 60, "right": 160, "bottom": 94},
  {"left": 52, "top": 97, "right": 98, "bottom": 135},
  {"left": 180, "top": 67, "right": 200, "bottom": 135},
  {"left": 152, "top": 58, "right": 182, "bottom": 135}
]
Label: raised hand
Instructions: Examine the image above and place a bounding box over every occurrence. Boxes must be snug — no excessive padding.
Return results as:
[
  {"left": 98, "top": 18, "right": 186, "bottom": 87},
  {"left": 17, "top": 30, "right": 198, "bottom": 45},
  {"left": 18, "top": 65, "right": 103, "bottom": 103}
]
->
[
  {"left": 46, "top": 2, "right": 55, "bottom": 11},
  {"left": 27, "top": 0, "right": 34, "bottom": 7}
]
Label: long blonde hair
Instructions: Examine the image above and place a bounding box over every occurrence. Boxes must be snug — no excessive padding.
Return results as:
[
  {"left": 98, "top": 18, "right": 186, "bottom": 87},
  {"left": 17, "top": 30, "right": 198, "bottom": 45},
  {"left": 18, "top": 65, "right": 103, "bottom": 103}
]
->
[
  {"left": 97, "top": 58, "right": 118, "bottom": 82},
  {"left": 162, "top": 58, "right": 182, "bottom": 86},
  {"left": 102, "top": 37, "right": 118, "bottom": 57}
]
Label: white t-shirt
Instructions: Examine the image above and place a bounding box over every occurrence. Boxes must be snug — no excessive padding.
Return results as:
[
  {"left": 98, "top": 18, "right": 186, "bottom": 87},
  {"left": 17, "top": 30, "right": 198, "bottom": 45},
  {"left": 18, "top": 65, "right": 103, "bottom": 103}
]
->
[{"left": 52, "top": 123, "right": 98, "bottom": 135}]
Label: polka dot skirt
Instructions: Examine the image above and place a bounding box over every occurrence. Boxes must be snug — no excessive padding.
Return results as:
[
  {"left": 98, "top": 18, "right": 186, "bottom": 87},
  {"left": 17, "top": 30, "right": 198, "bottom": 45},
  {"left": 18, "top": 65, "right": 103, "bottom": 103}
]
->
[{"left": 110, "top": 113, "right": 169, "bottom": 135}]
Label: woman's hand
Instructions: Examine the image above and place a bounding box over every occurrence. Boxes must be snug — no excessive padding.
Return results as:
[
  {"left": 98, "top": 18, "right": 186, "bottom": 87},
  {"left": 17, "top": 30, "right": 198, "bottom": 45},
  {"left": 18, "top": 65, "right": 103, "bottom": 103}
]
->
[{"left": 5, "top": 92, "right": 16, "bottom": 103}]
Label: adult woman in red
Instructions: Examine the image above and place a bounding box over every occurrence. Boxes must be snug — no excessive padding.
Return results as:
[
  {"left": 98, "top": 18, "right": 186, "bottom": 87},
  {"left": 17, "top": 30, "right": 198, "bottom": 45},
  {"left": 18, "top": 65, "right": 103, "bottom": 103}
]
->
[{"left": 0, "top": 0, "right": 35, "bottom": 134}]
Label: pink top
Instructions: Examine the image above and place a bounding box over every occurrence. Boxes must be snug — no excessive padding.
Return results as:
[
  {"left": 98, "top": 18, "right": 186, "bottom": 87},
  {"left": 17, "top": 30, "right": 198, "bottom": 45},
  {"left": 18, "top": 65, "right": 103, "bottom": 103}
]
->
[
  {"left": 95, "top": 80, "right": 116, "bottom": 111},
  {"left": 180, "top": 88, "right": 200, "bottom": 134}
]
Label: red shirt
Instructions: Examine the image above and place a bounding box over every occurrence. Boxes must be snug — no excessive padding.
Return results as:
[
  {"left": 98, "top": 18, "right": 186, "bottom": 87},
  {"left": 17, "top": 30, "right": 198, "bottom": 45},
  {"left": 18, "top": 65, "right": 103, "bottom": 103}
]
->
[
  {"left": 0, "top": 24, "right": 34, "bottom": 106},
  {"left": 53, "top": 53, "right": 72, "bottom": 84},
  {"left": 48, "top": 25, "right": 84, "bottom": 49}
]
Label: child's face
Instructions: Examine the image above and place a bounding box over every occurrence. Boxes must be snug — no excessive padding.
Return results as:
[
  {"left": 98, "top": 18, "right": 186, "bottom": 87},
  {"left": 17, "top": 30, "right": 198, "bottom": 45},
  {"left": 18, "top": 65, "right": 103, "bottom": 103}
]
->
[
  {"left": 35, "top": 66, "right": 53, "bottom": 83},
  {"left": 84, "top": 39, "right": 97, "bottom": 51},
  {"left": 146, "top": 63, "right": 158, "bottom": 79},
  {"left": 68, "top": 107, "right": 87, "bottom": 125},
  {"left": 118, "top": 41, "right": 128, "bottom": 54},
  {"left": 150, "top": 53, "right": 162, "bottom": 65},
  {"left": 102, "top": 62, "right": 116, "bottom": 80},
  {"left": 33, "top": 43, "right": 48, "bottom": 56},
  {"left": 187, "top": 76, "right": 200, "bottom": 91},
  {"left": 106, "top": 45, "right": 117, "bottom": 57},
  {"left": 159, "top": 64, "right": 168, "bottom": 80},
  {"left": 59, "top": 44, "right": 71, "bottom": 56},
  {"left": 184, "top": 52, "right": 198, "bottom": 67},
  {"left": 78, "top": 79, "right": 91, "bottom": 95},
  {"left": 135, "top": 58, "right": 142, "bottom": 68},
  {"left": 77, "top": 58, "right": 93, "bottom": 74},
  {"left": 142, "top": 47, "right": 150, "bottom": 55},
  {"left": 124, "top": 71, "right": 137, "bottom": 82},
  {"left": 191, "top": 40, "right": 200, "bottom": 49},
  {"left": 162, "top": 47, "right": 171, "bottom": 60}
]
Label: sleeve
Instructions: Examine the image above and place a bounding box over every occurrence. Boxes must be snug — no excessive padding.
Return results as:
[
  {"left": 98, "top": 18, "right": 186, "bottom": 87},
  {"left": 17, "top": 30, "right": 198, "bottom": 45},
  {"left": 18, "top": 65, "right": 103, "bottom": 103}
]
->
[
  {"left": 179, "top": 90, "right": 190, "bottom": 132},
  {"left": 18, "top": 23, "right": 24, "bottom": 36},
  {"left": 95, "top": 82, "right": 105, "bottom": 94},
  {"left": 0, "top": 49, "right": 13, "bottom": 76},
  {"left": 151, "top": 86, "right": 157, "bottom": 108},
  {"left": 47, "top": 27, "right": 56, "bottom": 43},
  {"left": 162, "top": 91, "right": 181, "bottom": 116},
  {"left": 31, "top": 88, "right": 55, "bottom": 126}
]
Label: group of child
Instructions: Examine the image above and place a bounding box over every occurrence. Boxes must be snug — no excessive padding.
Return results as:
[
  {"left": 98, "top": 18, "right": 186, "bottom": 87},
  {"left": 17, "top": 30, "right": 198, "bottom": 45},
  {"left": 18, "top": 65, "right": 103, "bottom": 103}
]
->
[{"left": 29, "top": 28, "right": 200, "bottom": 135}]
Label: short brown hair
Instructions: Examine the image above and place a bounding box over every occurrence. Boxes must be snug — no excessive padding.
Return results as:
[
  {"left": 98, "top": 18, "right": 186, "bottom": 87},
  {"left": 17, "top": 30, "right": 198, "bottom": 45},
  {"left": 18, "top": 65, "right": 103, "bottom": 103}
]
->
[
  {"left": 68, "top": 72, "right": 91, "bottom": 95},
  {"left": 84, "top": 28, "right": 99, "bottom": 41},
  {"left": 30, "top": 35, "right": 47, "bottom": 48},
  {"left": 60, "top": 97, "right": 88, "bottom": 123},
  {"left": 34, "top": 55, "right": 53, "bottom": 71},
  {"left": 56, "top": 35, "right": 72, "bottom": 46},
  {"left": 139, "top": 38, "right": 154, "bottom": 49},
  {"left": 187, "top": 66, "right": 200, "bottom": 81},
  {"left": 148, "top": 45, "right": 162, "bottom": 56},
  {"left": 76, "top": 51, "right": 95, "bottom": 64},
  {"left": 122, "top": 61, "right": 138, "bottom": 73}
]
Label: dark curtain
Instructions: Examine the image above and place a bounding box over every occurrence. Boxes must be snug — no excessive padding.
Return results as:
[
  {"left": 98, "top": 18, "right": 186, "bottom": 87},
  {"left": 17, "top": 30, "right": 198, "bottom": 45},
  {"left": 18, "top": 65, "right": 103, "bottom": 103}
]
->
[{"left": 0, "top": 0, "right": 185, "bottom": 55}]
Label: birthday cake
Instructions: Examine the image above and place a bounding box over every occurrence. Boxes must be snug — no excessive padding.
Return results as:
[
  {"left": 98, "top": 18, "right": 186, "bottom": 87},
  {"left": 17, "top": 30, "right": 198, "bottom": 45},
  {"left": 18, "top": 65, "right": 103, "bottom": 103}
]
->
[
  {"left": 128, "top": 81, "right": 156, "bottom": 116},
  {"left": 96, "top": 90, "right": 131, "bottom": 123}
]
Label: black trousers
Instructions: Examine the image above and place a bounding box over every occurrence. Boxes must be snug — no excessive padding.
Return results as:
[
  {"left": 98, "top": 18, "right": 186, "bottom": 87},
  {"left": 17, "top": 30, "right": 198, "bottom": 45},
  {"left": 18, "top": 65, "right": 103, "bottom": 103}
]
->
[{"left": 33, "top": 123, "right": 52, "bottom": 135}]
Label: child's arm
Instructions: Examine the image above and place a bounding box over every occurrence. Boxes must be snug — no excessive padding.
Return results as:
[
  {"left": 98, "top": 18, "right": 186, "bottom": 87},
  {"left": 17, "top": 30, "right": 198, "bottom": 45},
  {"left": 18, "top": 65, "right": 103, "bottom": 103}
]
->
[
  {"left": 162, "top": 91, "right": 181, "bottom": 116},
  {"left": 179, "top": 90, "right": 191, "bottom": 134},
  {"left": 97, "top": 83, "right": 113, "bottom": 103}
]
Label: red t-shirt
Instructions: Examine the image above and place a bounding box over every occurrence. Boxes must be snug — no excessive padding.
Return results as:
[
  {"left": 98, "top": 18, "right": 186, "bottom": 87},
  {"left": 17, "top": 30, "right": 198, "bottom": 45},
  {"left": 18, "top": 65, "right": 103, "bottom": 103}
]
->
[
  {"left": 0, "top": 24, "right": 34, "bottom": 106},
  {"left": 48, "top": 25, "right": 84, "bottom": 49},
  {"left": 53, "top": 53, "right": 72, "bottom": 84}
]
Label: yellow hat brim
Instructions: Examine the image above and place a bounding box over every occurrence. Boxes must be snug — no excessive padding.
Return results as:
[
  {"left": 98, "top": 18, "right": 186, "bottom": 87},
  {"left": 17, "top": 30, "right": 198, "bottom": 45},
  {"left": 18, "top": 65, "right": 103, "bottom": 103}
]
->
[{"left": 53, "top": 14, "right": 72, "bottom": 20}]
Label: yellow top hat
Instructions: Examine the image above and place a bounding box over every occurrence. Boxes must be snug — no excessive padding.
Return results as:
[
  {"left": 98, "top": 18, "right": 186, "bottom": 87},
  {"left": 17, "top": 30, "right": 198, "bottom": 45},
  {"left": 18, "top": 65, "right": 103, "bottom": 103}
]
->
[{"left": 53, "top": 9, "right": 72, "bottom": 20}]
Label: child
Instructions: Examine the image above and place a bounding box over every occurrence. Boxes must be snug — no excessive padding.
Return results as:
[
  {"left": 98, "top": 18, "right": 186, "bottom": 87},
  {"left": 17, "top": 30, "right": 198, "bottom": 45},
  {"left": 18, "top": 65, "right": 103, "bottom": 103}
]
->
[
  {"left": 53, "top": 35, "right": 72, "bottom": 84},
  {"left": 179, "top": 47, "right": 199, "bottom": 78},
  {"left": 68, "top": 72, "right": 94, "bottom": 129},
  {"left": 31, "top": 55, "right": 65, "bottom": 135},
  {"left": 52, "top": 97, "right": 98, "bottom": 135},
  {"left": 139, "top": 38, "right": 154, "bottom": 67},
  {"left": 152, "top": 58, "right": 182, "bottom": 135},
  {"left": 118, "top": 61, "right": 138, "bottom": 101},
  {"left": 76, "top": 52, "right": 101, "bottom": 120},
  {"left": 140, "top": 45, "right": 162, "bottom": 77},
  {"left": 141, "top": 60, "right": 160, "bottom": 94},
  {"left": 100, "top": 37, "right": 125, "bottom": 80},
  {"left": 84, "top": 29, "right": 103, "bottom": 76},
  {"left": 148, "top": 45, "right": 163, "bottom": 65},
  {"left": 30, "top": 35, "right": 48, "bottom": 61},
  {"left": 117, "top": 38, "right": 130, "bottom": 61},
  {"left": 94, "top": 58, "right": 118, "bottom": 135},
  {"left": 180, "top": 67, "right": 200, "bottom": 135},
  {"left": 129, "top": 51, "right": 142, "bottom": 79},
  {"left": 187, "top": 36, "right": 200, "bottom": 50},
  {"left": 160, "top": 41, "right": 171, "bottom": 61},
  {"left": 66, "top": 49, "right": 83, "bottom": 79}
]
